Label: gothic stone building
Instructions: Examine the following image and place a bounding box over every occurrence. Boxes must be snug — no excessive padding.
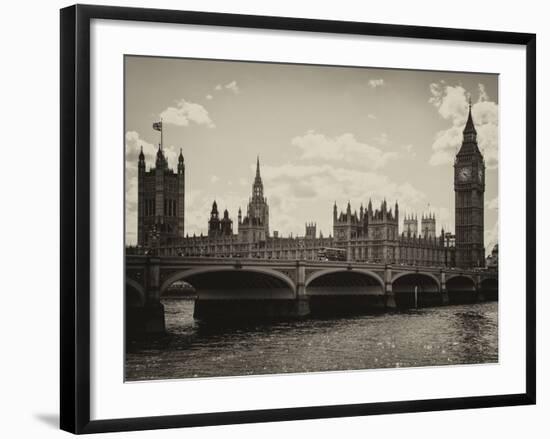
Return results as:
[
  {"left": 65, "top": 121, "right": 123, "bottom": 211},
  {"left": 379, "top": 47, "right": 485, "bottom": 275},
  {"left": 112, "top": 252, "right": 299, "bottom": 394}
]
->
[
  {"left": 454, "top": 102, "right": 486, "bottom": 268},
  {"left": 137, "top": 145, "right": 185, "bottom": 248},
  {"left": 133, "top": 104, "right": 486, "bottom": 269},
  {"left": 166, "top": 157, "right": 334, "bottom": 260},
  {"left": 331, "top": 200, "right": 453, "bottom": 266}
]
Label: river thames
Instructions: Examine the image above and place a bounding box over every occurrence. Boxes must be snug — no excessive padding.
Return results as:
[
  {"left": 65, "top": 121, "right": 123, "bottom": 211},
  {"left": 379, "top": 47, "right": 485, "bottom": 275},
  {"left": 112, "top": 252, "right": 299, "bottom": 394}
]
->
[{"left": 125, "top": 299, "right": 498, "bottom": 381}]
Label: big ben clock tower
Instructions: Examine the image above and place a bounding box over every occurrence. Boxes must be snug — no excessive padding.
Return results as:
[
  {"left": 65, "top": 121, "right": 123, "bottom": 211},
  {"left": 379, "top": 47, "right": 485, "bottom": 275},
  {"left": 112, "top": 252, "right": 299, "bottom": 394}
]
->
[{"left": 454, "top": 101, "right": 486, "bottom": 268}]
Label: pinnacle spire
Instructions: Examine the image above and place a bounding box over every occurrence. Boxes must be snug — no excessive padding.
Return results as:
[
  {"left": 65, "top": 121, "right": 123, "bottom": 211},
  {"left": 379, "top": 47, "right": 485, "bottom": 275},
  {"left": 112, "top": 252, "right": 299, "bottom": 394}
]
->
[
  {"left": 252, "top": 155, "right": 264, "bottom": 200},
  {"left": 463, "top": 100, "right": 477, "bottom": 135}
]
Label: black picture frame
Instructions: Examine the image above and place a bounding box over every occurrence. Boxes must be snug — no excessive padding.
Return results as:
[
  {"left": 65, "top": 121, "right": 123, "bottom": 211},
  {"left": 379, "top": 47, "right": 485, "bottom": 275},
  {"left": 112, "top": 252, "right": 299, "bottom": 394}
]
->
[{"left": 60, "top": 4, "right": 536, "bottom": 434}]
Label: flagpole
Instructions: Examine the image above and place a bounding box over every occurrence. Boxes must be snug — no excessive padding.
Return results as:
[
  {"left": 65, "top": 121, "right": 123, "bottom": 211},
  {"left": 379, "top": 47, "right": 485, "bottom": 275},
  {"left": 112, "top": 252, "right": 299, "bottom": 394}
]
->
[{"left": 160, "top": 118, "right": 163, "bottom": 150}]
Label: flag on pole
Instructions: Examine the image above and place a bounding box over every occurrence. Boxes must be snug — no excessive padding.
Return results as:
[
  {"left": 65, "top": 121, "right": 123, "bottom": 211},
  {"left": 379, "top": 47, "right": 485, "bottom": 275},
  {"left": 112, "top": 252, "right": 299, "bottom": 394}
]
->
[{"left": 152, "top": 121, "right": 162, "bottom": 132}]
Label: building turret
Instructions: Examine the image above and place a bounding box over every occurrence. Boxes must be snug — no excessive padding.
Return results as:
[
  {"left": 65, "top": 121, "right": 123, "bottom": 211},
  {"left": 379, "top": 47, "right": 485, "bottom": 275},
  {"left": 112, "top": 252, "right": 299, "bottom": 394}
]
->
[
  {"left": 138, "top": 145, "right": 145, "bottom": 168},
  {"left": 239, "top": 156, "right": 270, "bottom": 242},
  {"left": 208, "top": 200, "right": 221, "bottom": 237},
  {"left": 305, "top": 222, "right": 317, "bottom": 239},
  {"left": 394, "top": 201, "right": 399, "bottom": 221},
  {"left": 137, "top": 146, "right": 146, "bottom": 246},
  {"left": 252, "top": 155, "right": 264, "bottom": 201},
  {"left": 178, "top": 148, "right": 184, "bottom": 172},
  {"left": 220, "top": 208, "right": 233, "bottom": 236},
  {"left": 404, "top": 213, "right": 418, "bottom": 237},
  {"left": 421, "top": 212, "right": 436, "bottom": 239},
  {"left": 211, "top": 200, "right": 219, "bottom": 216},
  {"left": 176, "top": 148, "right": 185, "bottom": 238}
]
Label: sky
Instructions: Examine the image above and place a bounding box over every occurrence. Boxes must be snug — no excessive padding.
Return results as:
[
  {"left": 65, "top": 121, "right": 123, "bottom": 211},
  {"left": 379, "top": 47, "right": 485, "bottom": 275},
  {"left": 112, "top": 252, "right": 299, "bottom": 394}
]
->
[{"left": 125, "top": 56, "right": 499, "bottom": 255}]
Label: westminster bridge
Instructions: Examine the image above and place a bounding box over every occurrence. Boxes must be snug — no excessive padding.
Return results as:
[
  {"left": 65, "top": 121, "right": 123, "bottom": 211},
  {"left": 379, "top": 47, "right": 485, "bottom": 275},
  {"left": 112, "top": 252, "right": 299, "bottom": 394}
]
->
[{"left": 125, "top": 256, "right": 498, "bottom": 334}]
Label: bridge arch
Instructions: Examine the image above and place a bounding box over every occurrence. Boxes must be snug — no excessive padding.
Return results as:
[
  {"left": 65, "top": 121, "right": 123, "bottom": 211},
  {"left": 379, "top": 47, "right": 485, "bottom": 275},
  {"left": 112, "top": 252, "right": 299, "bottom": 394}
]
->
[
  {"left": 480, "top": 277, "right": 498, "bottom": 288},
  {"left": 305, "top": 268, "right": 386, "bottom": 315},
  {"left": 480, "top": 277, "right": 498, "bottom": 301},
  {"left": 446, "top": 274, "right": 476, "bottom": 286},
  {"left": 160, "top": 266, "right": 296, "bottom": 298},
  {"left": 305, "top": 268, "right": 384, "bottom": 290},
  {"left": 126, "top": 278, "right": 146, "bottom": 307},
  {"left": 446, "top": 275, "right": 477, "bottom": 304},
  {"left": 391, "top": 272, "right": 441, "bottom": 308},
  {"left": 392, "top": 271, "right": 441, "bottom": 289}
]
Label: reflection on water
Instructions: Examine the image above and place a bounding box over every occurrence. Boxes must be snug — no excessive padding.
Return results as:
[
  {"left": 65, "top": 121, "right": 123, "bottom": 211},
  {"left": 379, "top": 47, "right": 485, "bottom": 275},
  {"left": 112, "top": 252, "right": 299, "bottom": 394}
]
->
[{"left": 125, "top": 300, "right": 498, "bottom": 381}]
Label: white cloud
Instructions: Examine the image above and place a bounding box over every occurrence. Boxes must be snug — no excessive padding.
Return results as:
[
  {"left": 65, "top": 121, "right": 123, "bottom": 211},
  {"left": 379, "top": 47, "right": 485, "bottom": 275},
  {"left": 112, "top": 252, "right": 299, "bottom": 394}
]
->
[
  {"left": 486, "top": 196, "right": 498, "bottom": 210},
  {"left": 428, "top": 83, "right": 499, "bottom": 169},
  {"left": 256, "top": 162, "right": 427, "bottom": 237},
  {"left": 401, "top": 144, "right": 416, "bottom": 158},
  {"left": 478, "top": 83, "right": 489, "bottom": 102},
  {"left": 224, "top": 80, "right": 240, "bottom": 94},
  {"left": 291, "top": 130, "right": 399, "bottom": 170},
  {"left": 210, "top": 175, "right": 220, "bottom": 184},
  {"left": 368, "top": 78, "right": 385, "bottom": 88},
  {"left": 429, "top": 126, "right": 462, "bottom": 166},
  {"left": 374, "top": 132, "right": 389, "bottom": 145},
  {"left": 160, "top": 99, "right": 215, "bottom": 128},
  {"left": 367, "top": 113, "right": 377, "bottom": 120},
  {"left": 214, "top": 84, "right": 222, "bottom": 91},
  {"left": 206, "top": 94, "right": 213, "bottom": 100}
]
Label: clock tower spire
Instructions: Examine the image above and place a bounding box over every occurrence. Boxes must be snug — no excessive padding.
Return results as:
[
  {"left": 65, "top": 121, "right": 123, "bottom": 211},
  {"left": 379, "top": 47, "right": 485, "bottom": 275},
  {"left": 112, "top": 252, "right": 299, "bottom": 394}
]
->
[{"left": 454, "top": 101, "right": 485, "bottom": 268}]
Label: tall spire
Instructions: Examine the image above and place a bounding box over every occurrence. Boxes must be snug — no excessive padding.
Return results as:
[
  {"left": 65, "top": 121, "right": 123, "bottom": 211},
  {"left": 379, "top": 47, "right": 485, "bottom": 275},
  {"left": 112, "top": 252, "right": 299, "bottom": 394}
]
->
[
  {"left": 463, "top": 97, "right": 477, "bottom": 135},
  {"left": 252, "top": 155, "right": 264, "bottom": 201},
  {"left": 138, "top": 145, "right": 145, "bottom": 173},
  {"left": 156, "top": 143, "right": 165, "bottom": 168},
  {"left": 457, "top": 99, "right": 480, "bottom": 156},
  {"left": 210, "top": 200, "right": 219, "bottom": 217}
]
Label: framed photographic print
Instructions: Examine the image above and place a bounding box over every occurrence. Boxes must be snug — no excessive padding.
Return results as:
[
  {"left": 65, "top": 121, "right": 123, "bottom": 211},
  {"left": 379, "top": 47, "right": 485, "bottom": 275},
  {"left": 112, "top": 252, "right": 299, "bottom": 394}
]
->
[{"left": 60, "top": 4, "right": 536, "bottom": 434}]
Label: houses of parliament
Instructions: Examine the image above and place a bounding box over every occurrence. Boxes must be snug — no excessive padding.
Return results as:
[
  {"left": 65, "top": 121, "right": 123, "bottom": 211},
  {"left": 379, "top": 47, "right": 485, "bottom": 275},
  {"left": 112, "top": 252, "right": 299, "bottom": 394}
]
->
[{"left": 134, "top": 104, "right": 488, "bottom": 269}]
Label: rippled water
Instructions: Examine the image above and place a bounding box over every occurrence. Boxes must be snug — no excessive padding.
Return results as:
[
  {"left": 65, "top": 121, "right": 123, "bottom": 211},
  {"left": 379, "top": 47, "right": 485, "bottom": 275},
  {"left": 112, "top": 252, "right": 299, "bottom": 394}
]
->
[{"left": 125, "top": 300, "right": 498, "bottom": 381}]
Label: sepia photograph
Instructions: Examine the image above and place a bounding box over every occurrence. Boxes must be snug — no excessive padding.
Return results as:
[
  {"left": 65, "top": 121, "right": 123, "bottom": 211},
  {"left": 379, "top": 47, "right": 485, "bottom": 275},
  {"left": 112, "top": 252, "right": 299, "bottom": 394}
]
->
[{"left": 124, "top": 55, "right": 499, "bottom": 382}]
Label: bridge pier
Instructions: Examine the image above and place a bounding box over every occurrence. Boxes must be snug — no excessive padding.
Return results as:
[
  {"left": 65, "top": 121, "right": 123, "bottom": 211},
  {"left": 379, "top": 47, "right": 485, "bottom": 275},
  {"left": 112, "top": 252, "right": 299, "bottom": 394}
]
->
[
  {"left": 384, "top": 265, "right": 397, "bottom": 309},
  {"left": 475, "top": 275, "right": 485, "bottom": 302},
  {"left": 440, "top": 271, "right": 449, "bottom": 305},
  {"left": 133, "top": 257, "right": 165, "bottom": 335},
  {"left": 295, "top": 261, "right": 311, "bottom": 317}
]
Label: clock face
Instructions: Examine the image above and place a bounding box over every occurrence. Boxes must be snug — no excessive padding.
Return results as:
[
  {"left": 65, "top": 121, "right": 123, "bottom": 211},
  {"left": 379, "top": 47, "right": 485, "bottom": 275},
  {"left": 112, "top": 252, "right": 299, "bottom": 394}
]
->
[{"left": 458, "top": 166, "right": 472, "bottom": 182}]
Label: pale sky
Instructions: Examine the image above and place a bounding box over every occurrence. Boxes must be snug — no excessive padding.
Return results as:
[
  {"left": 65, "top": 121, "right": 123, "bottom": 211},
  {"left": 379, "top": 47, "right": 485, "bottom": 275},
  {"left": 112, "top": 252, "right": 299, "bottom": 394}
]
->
[{"left": 125, "top": 56, "right": 499, "bottom": 255}]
